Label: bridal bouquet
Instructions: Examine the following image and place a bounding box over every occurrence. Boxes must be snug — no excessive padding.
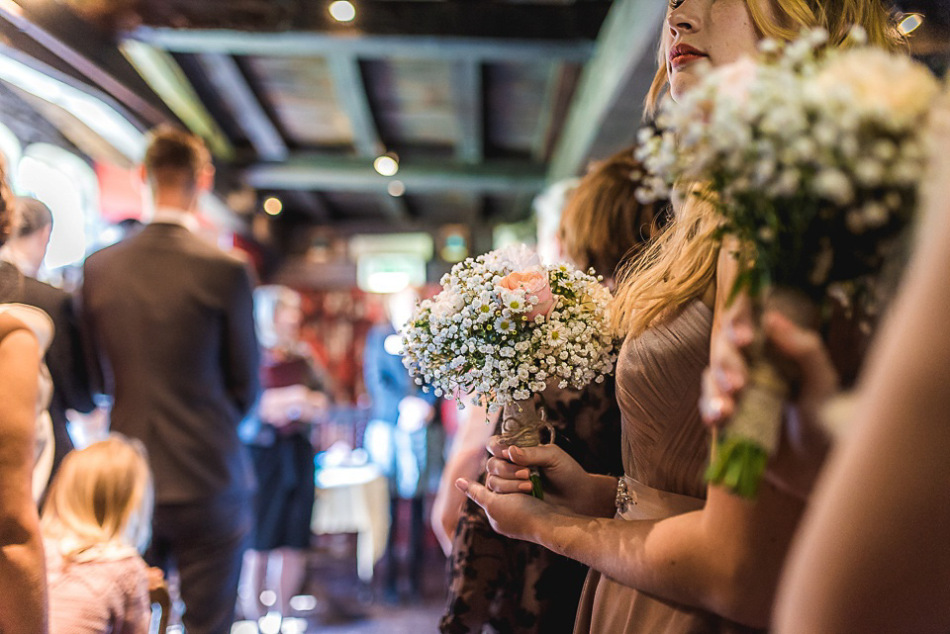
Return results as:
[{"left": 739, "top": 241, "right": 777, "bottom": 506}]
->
[
  {"left": 401, "top": 245, "right": 617, "bottom": 496},
  {"left": 637, "top": 29, "right": 940, "bottom": 497}
]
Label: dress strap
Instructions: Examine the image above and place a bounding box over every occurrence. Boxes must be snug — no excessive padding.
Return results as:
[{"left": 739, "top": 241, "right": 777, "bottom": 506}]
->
[{"left": 616, "top": 475, "right": 705, "bottom": 521}]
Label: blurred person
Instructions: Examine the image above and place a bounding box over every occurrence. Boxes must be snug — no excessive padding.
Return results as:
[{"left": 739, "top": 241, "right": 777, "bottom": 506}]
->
[
  {"left": 0, "top": 168, "right": 48, "bottom": 632},
  {"left": 0, "top": 196, "right": 95, "bottom": 483},
  {"left": 239, "top": 285, "right": 332, "bottom": 621},
  {"left": 363, "top": 287, "right": 444, "bottom": 604},
  {"left": 771, "top": 91, "right": 950, "bottom": 634},
  {"left": 42, "top": 434, "right": 160, "bottom": 634},
  {"left": 439, "top": 148, "right": 664, "bottom": 634},
  {"left": 81, "top": 126, "right": 260, "bottom": 634}
]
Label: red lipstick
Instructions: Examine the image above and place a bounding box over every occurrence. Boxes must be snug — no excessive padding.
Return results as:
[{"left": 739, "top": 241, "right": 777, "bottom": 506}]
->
[{"left": 669, "top": 43, "right": 708, "bottom": 69}]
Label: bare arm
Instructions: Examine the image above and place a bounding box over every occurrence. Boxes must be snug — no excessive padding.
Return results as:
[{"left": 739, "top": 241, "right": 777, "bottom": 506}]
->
[
  {"left": 463, "top": 468, "right": 801, "bottom": 627},
  {"left": 775, "top": 110, "right": 950, "bottom": 633},
  {"left": 0, "top": 318, "right": 48, "bottom": 633},
  {"left": 431, "top": 400, "right": 495, "bottom": 555}
]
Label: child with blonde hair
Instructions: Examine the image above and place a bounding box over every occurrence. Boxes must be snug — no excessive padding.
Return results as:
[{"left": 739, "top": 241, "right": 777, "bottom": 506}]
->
[{"left": 42, "top": 434, "right": 158, "bottom": 634}]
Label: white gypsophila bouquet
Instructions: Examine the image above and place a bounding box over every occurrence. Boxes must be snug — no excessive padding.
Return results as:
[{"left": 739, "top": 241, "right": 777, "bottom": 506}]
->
[
  {"left": 636, "top": 28, "right": 941, "bottom": 498},
  {"left": 401, "top": 244, "right": 617, "bottom": 415}
]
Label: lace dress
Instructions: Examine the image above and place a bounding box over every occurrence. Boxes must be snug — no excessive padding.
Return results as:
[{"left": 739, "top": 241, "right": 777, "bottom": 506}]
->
[
  {"left": 441, "top": 377, "right": 624, "bottom": 634},
  {"left": 574, "top": 300, "right": 764, "bottom": 634}
]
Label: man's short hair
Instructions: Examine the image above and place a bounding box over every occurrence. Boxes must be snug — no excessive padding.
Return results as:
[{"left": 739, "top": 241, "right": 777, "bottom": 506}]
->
[
  {"left": 13, "top": 197, "right": 53, "bottom": 238},
  {"left": 144, "top": 125, "right": 210, "bottom": 191}
]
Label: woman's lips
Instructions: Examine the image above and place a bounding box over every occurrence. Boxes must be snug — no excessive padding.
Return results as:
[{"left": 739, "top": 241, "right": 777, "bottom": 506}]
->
[
  {"left": 671, "top": 53, "right": 707, "bottom": 69},
  {"left": 669, "top": 45, "right": 708, "bottom": 70}
]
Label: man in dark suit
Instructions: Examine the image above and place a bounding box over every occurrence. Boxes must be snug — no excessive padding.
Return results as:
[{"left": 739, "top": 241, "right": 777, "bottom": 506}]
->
[
  {"left": 0, "top": 196, "right": 94, "bottom": 482},
  {"left": 82, "top": 127, "right": 260, "bottom": 634}
]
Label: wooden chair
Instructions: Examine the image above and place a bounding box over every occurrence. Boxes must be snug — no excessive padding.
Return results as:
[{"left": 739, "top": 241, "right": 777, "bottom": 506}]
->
[{"left": 149, "top": 580, "right": 171, "bottom": 634}]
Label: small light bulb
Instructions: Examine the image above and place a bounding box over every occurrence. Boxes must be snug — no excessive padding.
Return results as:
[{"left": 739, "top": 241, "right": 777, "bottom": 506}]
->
[
  {"left": 387, "top": 180, "right": 406, "bottom": 197},
  {"left": 898, "top": 13, "right": 923, "bottom": 36},
  {"left": 263, "top": 197, "right": 283, "bottom": 216},
  {"left": 329, "top": 1, "right": 356, "bottom": 23},
  {"left": 374, "top": 154, "right": 399, "bottom": 177}
]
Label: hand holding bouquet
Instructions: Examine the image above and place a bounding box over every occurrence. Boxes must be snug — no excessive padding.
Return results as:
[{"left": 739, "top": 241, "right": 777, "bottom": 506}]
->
[
  {"left": 401, "top": 244, "right": 618, "bottom": 497},
  {"left": 637, "top": 29, "right": 941, "bottom": 498}
]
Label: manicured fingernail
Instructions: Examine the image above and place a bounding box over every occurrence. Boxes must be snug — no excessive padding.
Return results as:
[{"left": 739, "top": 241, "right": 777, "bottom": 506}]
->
[
  {"left": 515, "top": 468, "right": 530, "bottom": 479},
  {"left": 455, "top": 478, "right": 470, "bottom": 492},
  {"left": 518, "top": 482, "right": 533, "bottom": 492}
]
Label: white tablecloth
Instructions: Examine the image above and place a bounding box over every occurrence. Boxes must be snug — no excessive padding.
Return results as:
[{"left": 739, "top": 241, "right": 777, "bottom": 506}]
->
[{"left": 311, "top": 464, "right": 390, "bottom": 582}]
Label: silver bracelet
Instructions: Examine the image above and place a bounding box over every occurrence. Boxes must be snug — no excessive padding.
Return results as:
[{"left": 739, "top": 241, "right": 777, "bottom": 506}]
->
[{"left": 615, "top": 477, "right": 634, "bottom": 512}]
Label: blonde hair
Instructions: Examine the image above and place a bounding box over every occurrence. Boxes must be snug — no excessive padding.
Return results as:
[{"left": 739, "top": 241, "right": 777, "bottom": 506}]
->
[
  {"left": 617, "top": 0, "right": 905, "bottom": 336},
  {"left": 559, "top": 148, "right": 666, "bottom": 282},
  {"left": 41, "top": 435, "right": 154, "bottom": 556},
  {"left": 645, "top": 0, "right": 904, "bottom": 114},
  {"left": 612, "top": 189, "right": 719, "bottom": 336}
]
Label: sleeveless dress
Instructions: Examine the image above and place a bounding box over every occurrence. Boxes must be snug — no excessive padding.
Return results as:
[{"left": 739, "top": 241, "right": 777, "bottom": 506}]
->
[
  {"left": 0, "top": 303, "right": 54, "bottom": 502},
  {"left": 574, "top": 300, "right": 764, "bottom": 634}
]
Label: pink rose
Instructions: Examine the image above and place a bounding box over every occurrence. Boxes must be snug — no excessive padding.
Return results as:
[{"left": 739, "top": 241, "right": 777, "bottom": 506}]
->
[{"left": 496, "top": 266, "right": 556, "bottom": 320}]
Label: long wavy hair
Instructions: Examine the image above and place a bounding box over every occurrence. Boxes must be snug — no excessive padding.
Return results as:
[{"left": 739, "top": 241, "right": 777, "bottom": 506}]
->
[{"left": 614, "top": 0, "right": 904, "bottom": 337}]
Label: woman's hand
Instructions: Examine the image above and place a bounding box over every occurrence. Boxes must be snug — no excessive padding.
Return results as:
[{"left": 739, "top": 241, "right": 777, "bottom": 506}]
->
[
  {"left": 702, "top": 308, "right": 839, "bottom": 499},
  {"left": 483, "top": 436, "right": 616, "bottom": 517},
  {"left": 455, "top": 477, "right": 553, "bottom": 542}
]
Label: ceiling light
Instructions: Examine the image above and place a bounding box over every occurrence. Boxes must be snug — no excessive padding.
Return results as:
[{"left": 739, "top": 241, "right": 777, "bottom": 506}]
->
[
  {"left": 898, "top": 13, "right": 924, "bottom": 36},
  {"left": 387, "top": 180, "right": 406, "bottom": 197},
  {"left": 374, "top": 153, "right": 399, "bottom": 177},
  {"left": 329, "top": 1, "right": 356, "bottom": 23},
  {"left": 263, "top": 196, "right": 283, "bottom": 216}
]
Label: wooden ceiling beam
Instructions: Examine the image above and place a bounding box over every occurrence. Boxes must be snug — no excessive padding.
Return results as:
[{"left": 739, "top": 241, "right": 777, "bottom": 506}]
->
[
  {"left": 196, "top": 53, "right": 287, "bottom": 161},
  {"left": 128, "top": 29, "right": 595, "bottom": 63},
  {"left": 131, "top": 2, "right": 609, "bottom": 41},
  {"left": 326, "top": 54, "right": 382, "bottom": 158},
  {"left": 245, "top": 157, "right": 546, "bottom": 195},
  {"left": 120, "top": 40, "right": 235, "bottom": 159},
  {"left": 450, "top": 60, "right": 484, "bottom": 165},
  {"left": 547, "top": 0, "right": 666, "bottom": 181}
]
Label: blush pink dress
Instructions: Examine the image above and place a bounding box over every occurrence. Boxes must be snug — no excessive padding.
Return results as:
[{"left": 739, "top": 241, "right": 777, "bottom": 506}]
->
[{"left": 574, "top": 300, "right": 764, "bottom": 634}]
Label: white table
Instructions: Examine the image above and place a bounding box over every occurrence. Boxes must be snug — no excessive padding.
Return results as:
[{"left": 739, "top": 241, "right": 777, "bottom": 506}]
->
[{"left": 311, "top": 463, "right": 390, "bottom": 582}]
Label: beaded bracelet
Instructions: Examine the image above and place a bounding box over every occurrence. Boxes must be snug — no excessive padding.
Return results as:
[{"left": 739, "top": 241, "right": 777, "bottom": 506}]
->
[{"left": 615, "top": 477, "right": 634, "bottom": 512}]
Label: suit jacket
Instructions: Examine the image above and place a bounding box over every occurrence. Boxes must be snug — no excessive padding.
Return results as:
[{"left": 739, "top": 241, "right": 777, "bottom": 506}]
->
[
  {"left": 82, "top": 222, "right": 260, "bottom": 505},
  {"left": 0, "top": 261, "right": 94, "bottom": 473}
]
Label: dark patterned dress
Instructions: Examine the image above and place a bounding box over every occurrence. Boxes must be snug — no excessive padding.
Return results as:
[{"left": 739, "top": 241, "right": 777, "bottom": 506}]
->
[{"left": 440, "top": 376, "right": 624, "bottom": 634}]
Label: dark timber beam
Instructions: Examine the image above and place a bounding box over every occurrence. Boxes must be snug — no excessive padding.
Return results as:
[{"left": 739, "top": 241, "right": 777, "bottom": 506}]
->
[
  {"left": 129, "top": 29, "right": 595, "bottom": 63},
  {"left": 196, "top": 53, "right": 287, "bottom": 161},
  {"left": 450, "top": 60, "right": 484, "bottom": 164},
  {"left": 133, "top": 2, "right": 610, "bottom": 41},
  {"left": 120, "top": 39, "right": 234, "bottom": 159},
  {"left": 547, "top": 0, "right": 666, "bottom": 181},
  {"left": 245, "top": 157, "right": 546, "bottom": 195},
  {"left": 326, "top": 54, "right": 381, "bottom": 158}
]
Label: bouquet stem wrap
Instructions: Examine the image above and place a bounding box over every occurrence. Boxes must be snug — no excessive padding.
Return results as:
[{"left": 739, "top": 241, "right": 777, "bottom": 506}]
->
[
  {"left": 500, "top": 400, "right": 554, "bottom": 499},
  {"left": 706, "top": 288, "right": 817, "bottom": 498}
]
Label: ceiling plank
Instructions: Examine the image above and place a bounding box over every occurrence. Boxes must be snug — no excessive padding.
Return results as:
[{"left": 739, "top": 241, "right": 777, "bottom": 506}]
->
[
  {"left": 120, "top": 39, "right": 235, "bottom": 159},
  {"left": 450, "top": 60, "right": 484, "bottom": 164},
  {"left": 245, "top": 157, "right": 546, "bottom": 195},
  {"left": 547, "top": 0, "right": 666, "bottom": 181},
  {"left": 326, "top": 54, "right": 381, "bottom": 158},
  {"left": 129, "top": 29, "right": 595, "bottom": 63},
  {"left": 196, "top": 53, "right": 287, "bottom": 161}
]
